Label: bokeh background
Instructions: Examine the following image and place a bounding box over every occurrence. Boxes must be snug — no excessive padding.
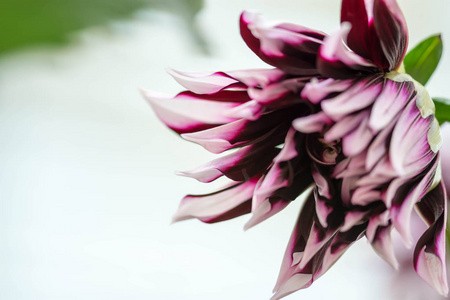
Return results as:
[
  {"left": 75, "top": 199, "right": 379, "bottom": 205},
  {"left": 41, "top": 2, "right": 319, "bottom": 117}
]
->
[{"left": 1, "top": 0, "right": 449, "bottom": 299}]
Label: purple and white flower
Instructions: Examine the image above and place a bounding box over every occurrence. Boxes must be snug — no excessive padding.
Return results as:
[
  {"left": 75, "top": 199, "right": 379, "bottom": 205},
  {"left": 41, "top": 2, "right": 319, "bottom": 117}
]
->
[{"left": 143, "top": 0, "right": 447, "bottom": 298}]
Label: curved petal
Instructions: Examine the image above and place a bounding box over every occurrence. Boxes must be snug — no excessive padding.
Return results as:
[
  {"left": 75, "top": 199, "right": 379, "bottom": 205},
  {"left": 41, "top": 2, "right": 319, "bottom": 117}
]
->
[
  {"left": 341, "top": 0, "right": 408, "bottom": 71},
  {"left": 301, "top": 78, "right": 354, "bottom": 104},
  {"left": 181, "top": 104, "right": 302, "bottom": 153},
  {"left": 142, "top": 89, "right": 239, "bottom": 134},
  {"left": 172, "top": 179, "right": 258, "bottom": 223},
  {"left": 321, "top": 77, "right": 382, "bottom": 121},
  {"left": 414, "top": 181, "right": 448, "bottom": 296},
  {"left": 167, "top": 69, "right": 240, "bottom": 94},
  {"left": 240, "top": 11, "right": 325, "bottom": 75},
  {"left": 373, "top": 0, "right": 408, "bottom": 71},
  {"left": 177, "top": 142, "right": 280, "bottom": 183},
  {"left": 317, "top": 23, "right": 378, "bottom": 79},
  {"left": 246, "top": 129, "right": 313, "bottom": 229},
  {"left": 370, "top": 224, "right": 399, "bottom": 269}
]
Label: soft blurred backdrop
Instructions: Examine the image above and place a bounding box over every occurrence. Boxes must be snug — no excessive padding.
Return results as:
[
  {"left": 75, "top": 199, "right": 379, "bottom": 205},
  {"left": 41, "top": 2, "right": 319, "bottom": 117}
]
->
[{"left": 1, "top": 0, "right": 449, "bottom": 299}]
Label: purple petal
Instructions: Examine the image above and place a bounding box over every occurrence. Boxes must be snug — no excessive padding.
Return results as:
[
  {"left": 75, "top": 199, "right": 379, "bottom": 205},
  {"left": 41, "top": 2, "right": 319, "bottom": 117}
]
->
[
  {"left": 273, "top": 193, "right": 316, "bottom": 297},
  {"left": 182, "top": 106, "right": 298, "bottom": 153},
  {"left": 366, "top": 114, "right": 398, "bottom": 171},
  {"left": 414, "top": 181, "right": 448, "bottom": 296},
  {"left": 351, "top": 184, "right": 382, "bottom": 206},
  {"left": 226, "top": 68, "right": 286, "bottom": 88},
  {"left": 172, "top": 179, "right": 258, "bottom": 223},
  {"left": 324, "top": 109, "right": 368, "bottom": 142},
  {"left": 390, "top": 157, "right": 439, "bottom": 246},
  {"left": 318, "top": 224, "right": 366, "bottom": 276},
  {"left": 390, "top": 98, "right": 435, "bottom": 176},
  {"left": 341, "top": 110, "right": 373, "bottom": 157},
  {"left": 248, "top": 77, "right": 309, "bottom": 106},
  {"left": 167, "top": 69, "right": 240, "bottom": 94},
  {"left": 366, "top": 211, "right": 390, "bottom": 242},
  {"left": 142, "top": 89, "right": 239, "bottom": 134},
  {"left": 317, "top": 23, "right": 378, "bottom": 79},
  {"left": 293, "top": 112, "right": 333, "bottom": 134},
  {"left": 246, "top": 128, "right": 313, "bottom": 229},
  {"left": 240, "top": 11, "right": 325, "bottom": 75},
  {"left": 341, "top": 0, "right": 407, "bottom": 71},
  {"left": 369, "top": 79, "right": 415, "bottom": 131},
  {"left": 340, "top": 0, "right": 372, "bottom": 60},
  {"left": 321, "top": 78, "right": 382, "bottom": 121},
  {"left": 298, "top": 222, "right": 337, "bottom": 269},
  {"left": 370, "top": 225, "right": 399, "bottom": 269},
  {"left": 177, "top": 142, "right": 280, "bottom": 183},
  {"left": 373, "top": 0, "right": 408, "bottom": 71},
  {"left": 341, "top": 210, "right": 368, "bottom": 232},
  {"left": 301, "top": 78, "right": 353, "bottom": 104}
]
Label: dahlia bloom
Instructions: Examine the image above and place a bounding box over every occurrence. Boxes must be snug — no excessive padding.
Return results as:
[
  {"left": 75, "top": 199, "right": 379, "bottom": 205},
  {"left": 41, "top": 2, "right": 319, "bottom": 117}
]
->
[{"left": 143, "top": 0, "right": 447, "bottom": 298}]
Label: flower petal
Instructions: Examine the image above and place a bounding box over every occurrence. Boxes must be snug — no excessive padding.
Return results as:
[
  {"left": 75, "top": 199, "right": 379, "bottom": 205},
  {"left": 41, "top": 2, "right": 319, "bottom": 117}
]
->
[
  {"left": 369, "top": 79, "right": 415, "bottom": 132},
  {"left": 182, "top": 106, "right": 299, "bottom": 153},
  {"left": 177, "top": 142, "right": 280, "bottom": 183},
  {"left": 321, "top": 78, "right": 382, "bottom": 121},
  {"left": 301, "top": 78, "right": 353, "bottom": 104},
  {"left": 373, "top": 0, "right": 408, "bottom": 71},
  {"left": 414, "top": 181, "right": 448, "bottom": 296},
  {"left": 390, "top": 157, "right": 439, "bottom": 246},
  {"left": 370, "top": 225, "right": 399, "bottom": 269},
  {"left": 142, "top": 89, "right": 240, "bottom": 134},
  {"left": 246, "top": 129, "right": 313, "bottom": 229},
  {"left": 172, "top": 179, "right": 258, "bottom": 223},
  {"left": 240, "top": 11, "right": 325, "bottom": 75},
  {"left": 317, "top": 23, "right": 378, "bottom": 79},
  {"left": 167, "top": 69, "right": 240, "bottom": 94}
]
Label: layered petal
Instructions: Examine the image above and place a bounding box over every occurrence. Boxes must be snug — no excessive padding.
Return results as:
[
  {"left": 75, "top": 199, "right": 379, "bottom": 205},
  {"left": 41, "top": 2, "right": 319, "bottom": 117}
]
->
[
  {"left": 240, "top": 11, "right": 325, "bottom": 75},
  {"left": 172, "top": 178, "right": 258, "bottom": 223},
  {"left": 341, "top": 0, "right": 408, "bottom": 71},
  {"left": 317, "top": 23, "right": 378, "bottom": 79},
  {"left": 414, "top": 181, "right": 448, "bottom": 296}
]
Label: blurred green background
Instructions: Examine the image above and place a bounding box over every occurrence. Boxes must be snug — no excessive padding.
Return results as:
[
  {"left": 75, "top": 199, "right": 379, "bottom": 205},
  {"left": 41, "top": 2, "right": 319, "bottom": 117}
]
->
[{"left": 0, "top": 0, "right": 204, "bottom": 55}]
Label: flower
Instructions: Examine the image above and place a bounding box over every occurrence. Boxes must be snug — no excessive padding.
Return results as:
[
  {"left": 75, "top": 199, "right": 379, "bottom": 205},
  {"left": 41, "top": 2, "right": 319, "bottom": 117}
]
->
[{"left": 142, "top": 0, "right": 448, "bottom": 299}]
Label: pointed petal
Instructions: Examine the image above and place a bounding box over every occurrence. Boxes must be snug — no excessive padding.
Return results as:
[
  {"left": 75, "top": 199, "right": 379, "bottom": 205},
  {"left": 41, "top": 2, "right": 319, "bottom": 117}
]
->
[
  {"left": 340, "top": 0, "right": 372, "bottom": 59},
  {"left": 319, "top": 224, "right": 367, "bottom": 276},
  {"left": 342, "top": 110, "right": 373, "bottom": 157},
  {"left": 390, "top": 98, "right": 435, "bottom": 176},
  {"left": 240, "top": 11, "right": 325, "bottom": 75},
  {"left": 246, "top": 129, "right": 313, "bottom": 229},
  {"left": 414, "top": 181, "right": 448, "bottom": 296},
  {"left": 298, "top": 222, "right": 337, "bottom": 269},
  {"left": 226, "top": 68, "right": 286, "bottom": 88},
  {"left": 370, "top": 225, "right": 399, "bottom": 269},
  {"left": 369, "top": 79, "right": 415, "bottom": 132},
  {"left": 177, "top": 142, "right": 280, "bottom": 183},
  {"left": 321, "top": 78, "right": 382, "bottom": 121},
  {"left": 293, "top": 112, "right": 333, "bottom": 134},
  {"left": 301, "top": 78, "right": 353, "bottom": 104},
  {"left": 172, "top": 179, "right": 257, "bottom": 223},
  {"left": 317, "top": 23, "right": 378, "bottom": 79},
  {"left": 142, "top": 89, "right": 239, "bottom": 134},
  {"left": 167, "top": 69, "right": 239, "bottom": 94},
  {"left": 182, "top": 107, "right": 296, "bottom": 153},
  {"left": 390, "top": 157, "right": 439, "bottom": 246},
  {"left": 373, "top": 0, "right": 408, "bottom": 70},
  {"left": 273, "top": 193, "right": 315, "bottom": 291}
]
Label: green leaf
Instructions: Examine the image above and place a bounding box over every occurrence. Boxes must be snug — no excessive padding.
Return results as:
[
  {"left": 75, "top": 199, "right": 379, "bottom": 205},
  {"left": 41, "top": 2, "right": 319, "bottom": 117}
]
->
[
  {"left": 404, "top": 34, "right": 443, "bottom": 86},
  {"left": 433, "top": 98, "right": 450, "bottom": 125},
  {"left": 0, "top": 0, "right": 204, "bottom": 55}
]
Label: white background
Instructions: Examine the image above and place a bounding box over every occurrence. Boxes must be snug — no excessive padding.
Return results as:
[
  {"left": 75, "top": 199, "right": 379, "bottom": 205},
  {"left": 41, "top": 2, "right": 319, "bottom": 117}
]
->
[{"left": 1, "top": 0, "right": 450, "bottom": 299}]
